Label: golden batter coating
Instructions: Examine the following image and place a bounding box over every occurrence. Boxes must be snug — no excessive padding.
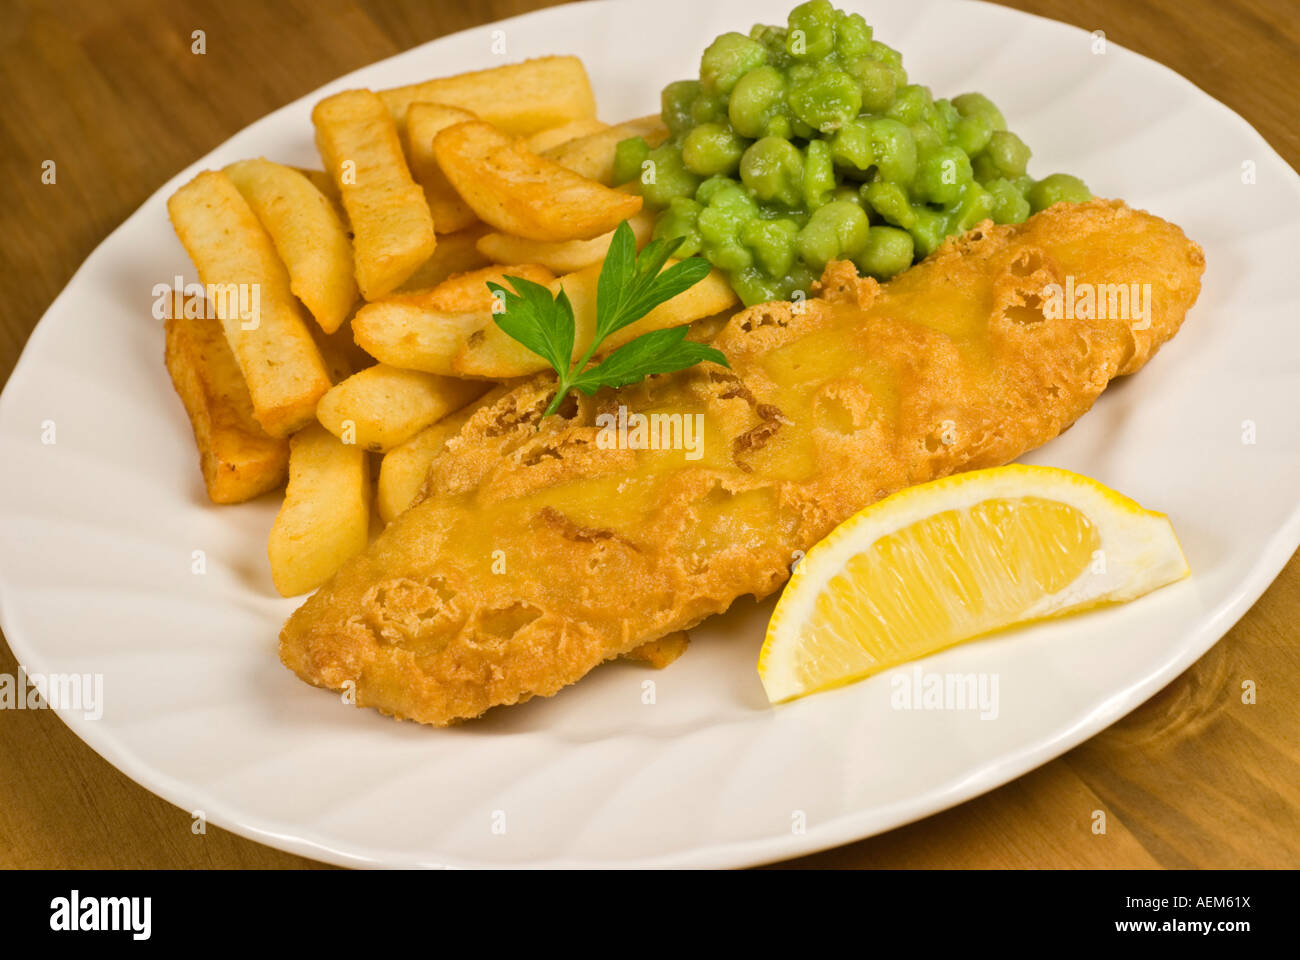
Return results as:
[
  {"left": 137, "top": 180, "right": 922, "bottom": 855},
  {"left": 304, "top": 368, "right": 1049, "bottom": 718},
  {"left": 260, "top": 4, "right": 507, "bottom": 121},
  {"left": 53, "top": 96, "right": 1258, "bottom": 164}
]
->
[{"left": 280, "top": 200, "right": 1204, "bottom": 725}]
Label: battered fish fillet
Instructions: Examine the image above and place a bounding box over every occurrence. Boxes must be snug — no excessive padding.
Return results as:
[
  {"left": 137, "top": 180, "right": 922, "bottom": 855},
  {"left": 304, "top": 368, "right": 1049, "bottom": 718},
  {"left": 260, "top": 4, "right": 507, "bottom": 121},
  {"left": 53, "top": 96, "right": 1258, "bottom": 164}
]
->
[{"left": 280, "top": 199, "right": 1204, "bottom": 725}]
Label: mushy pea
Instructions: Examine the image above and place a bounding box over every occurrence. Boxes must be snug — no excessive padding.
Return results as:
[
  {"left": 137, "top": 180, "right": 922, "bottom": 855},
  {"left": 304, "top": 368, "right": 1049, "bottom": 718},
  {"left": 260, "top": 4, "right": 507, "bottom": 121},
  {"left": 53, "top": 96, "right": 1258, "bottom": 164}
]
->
[{"left": 612, "top": 0, "right": 1092, "bottom": 306}]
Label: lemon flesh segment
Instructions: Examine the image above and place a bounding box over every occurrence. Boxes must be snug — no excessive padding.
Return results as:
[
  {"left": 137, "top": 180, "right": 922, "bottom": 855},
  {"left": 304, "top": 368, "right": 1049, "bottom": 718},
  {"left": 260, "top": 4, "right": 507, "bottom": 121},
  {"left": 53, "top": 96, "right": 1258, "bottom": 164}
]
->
[{"left": 759, "top": 466, "right": 1189, "bottom": 704}]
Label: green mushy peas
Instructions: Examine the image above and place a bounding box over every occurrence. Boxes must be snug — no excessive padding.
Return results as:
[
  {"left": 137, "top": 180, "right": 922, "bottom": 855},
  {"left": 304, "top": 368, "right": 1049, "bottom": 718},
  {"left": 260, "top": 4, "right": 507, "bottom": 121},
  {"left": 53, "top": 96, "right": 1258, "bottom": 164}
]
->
[{"left": 620, "top": 0, "right": 1092, "bottom": 306}]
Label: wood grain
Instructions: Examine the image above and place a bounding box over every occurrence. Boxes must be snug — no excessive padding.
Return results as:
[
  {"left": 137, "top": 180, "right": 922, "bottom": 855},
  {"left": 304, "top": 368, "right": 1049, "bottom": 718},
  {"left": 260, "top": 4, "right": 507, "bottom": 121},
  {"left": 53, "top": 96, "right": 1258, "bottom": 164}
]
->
[{"left": 0, "top": 0, "right": 1296, "bottom": 869}]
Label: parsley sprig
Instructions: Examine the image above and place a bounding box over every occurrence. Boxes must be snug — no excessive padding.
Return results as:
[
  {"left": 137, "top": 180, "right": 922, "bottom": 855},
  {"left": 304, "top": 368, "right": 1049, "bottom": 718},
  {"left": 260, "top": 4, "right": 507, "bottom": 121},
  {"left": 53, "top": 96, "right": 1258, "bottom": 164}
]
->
[{"left": 487, "top": 221, "right": 729, "bottom": 418}]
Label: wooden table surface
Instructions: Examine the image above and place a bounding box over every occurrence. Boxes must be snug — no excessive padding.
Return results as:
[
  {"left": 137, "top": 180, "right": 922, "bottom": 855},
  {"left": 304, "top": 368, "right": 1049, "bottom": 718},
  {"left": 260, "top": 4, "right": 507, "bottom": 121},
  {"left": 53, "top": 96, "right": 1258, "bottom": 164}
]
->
[{"left": 1, "top": 0, "right": 1297, "bottom": 869}]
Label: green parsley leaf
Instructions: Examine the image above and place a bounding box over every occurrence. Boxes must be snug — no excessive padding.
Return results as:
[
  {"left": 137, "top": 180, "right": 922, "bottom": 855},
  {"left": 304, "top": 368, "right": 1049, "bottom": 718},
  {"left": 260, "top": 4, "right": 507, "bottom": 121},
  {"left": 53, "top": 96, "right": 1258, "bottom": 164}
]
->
[
  {"left": 485, "top": 276, "right": 575, "bottom": 375},
  {"left": 572, "top": 326, "right": 727, "bottom": 394},
  {"left": 595, "top": 230, "right": 713, "bottom": 343},
  {"left": 490, "top": 219, "right": 729, "bottom": 418}
]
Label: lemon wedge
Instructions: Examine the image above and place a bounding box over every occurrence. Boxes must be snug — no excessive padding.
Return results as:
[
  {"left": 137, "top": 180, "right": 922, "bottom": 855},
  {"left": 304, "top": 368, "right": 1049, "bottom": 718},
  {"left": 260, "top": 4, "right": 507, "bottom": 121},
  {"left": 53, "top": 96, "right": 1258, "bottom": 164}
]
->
[{"left": 758, "top": 465, "right": 1189, "bottom": 703}]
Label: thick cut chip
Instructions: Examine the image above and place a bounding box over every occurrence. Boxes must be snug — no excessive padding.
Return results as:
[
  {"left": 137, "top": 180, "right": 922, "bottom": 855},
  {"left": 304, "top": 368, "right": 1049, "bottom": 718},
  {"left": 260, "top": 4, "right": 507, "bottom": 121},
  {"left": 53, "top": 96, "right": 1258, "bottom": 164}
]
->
[
  {"left": 417, "top": 263, "right": 556, "bottom": 313},
  {"left": 164, "top": 300, "right": 289, "bottom": 504},
  {"left": 356, "top": 263, "right": 555, "bottom": 370},
  {"left": 226, "top": 158, "right": 358, "bottom": 334},
  {"left": 476, "top": 209, "right": 655, "bottom": 273},
  {"left": 167, "top": 170, "right": 331, "bottom": 437},
  {"left": 313, "top": 89, "right": 436, "bottom": 299},
  {"left": 542, "top": 115, "right": 670, "bottom": 184},
  {"left": 353, "top": 307, "right": 487, "bottom": 377},
  {"left": 316, "top": 364, "right": 490, "bottom": 452},
  {"left": 376, "top": 384, "right": 510, "bottom": 523},
  {"left": 404, "top": 102, "right": 479, "bottom": 234},
  {"left": 268, "top": 423, "right": 371, "bottom": 597},
  {"left": 524, "top": 118, "right": 609, "bottom": 154},
  {"left": 378, "top": 56, "right": 596, "bottom": 138},
  {"left": 434, "top": 120, "right": 642, "bottom": 241}
]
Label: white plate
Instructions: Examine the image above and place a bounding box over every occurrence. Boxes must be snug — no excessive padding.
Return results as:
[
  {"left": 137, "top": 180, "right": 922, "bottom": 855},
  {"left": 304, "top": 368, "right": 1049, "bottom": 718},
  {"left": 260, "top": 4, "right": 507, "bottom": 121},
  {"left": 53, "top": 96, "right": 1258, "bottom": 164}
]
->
[{"left": 3, "top": 0, "right": 1298, "bottom": 869}]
